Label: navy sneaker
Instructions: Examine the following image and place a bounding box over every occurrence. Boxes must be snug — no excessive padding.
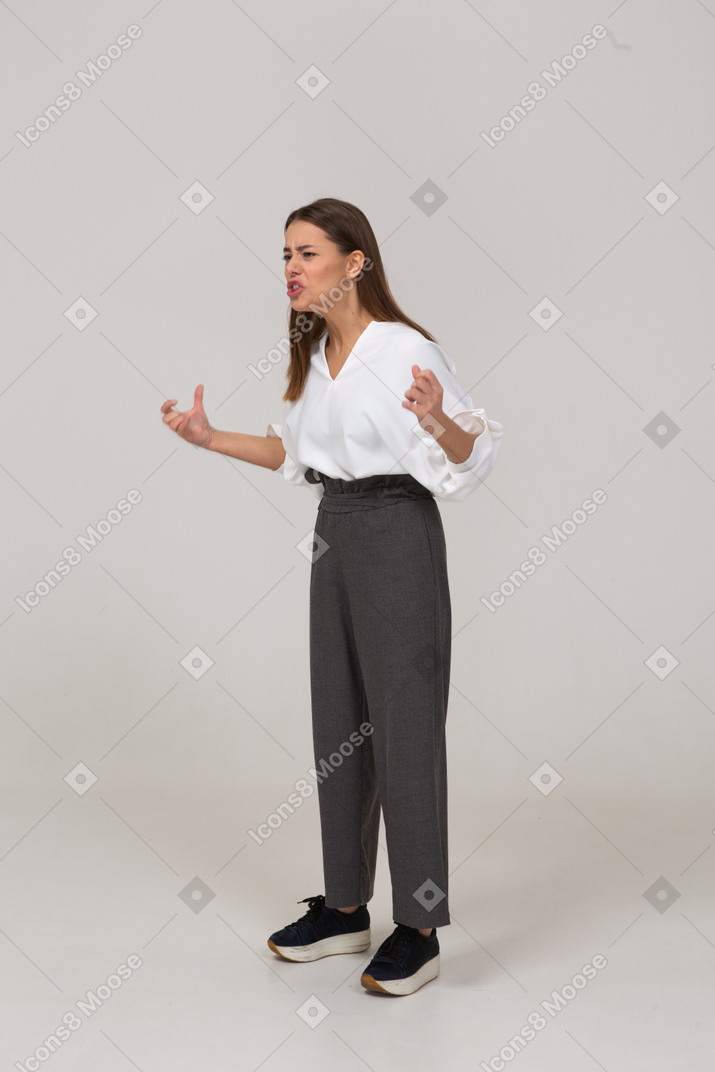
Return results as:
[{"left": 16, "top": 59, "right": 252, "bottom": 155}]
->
[
  {"left": 360, "top": 923, "right": 440, "bottom": 995},
  {"left": 267, "top": 895, "right": 371, "bottom": 962}
]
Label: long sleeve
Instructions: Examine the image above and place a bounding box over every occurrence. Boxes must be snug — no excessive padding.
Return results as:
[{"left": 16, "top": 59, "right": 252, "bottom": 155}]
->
[
  {"left": 266, "top": 421, "right": 323, "bottom": 498},
  {"left": 363, "top": 337, "right": 503, "bottom": 503}
]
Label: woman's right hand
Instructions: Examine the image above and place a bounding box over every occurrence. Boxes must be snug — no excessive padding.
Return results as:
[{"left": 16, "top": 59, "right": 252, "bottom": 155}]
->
[{"left": 160, "top": 384, "right": 214, "bottom": 448}]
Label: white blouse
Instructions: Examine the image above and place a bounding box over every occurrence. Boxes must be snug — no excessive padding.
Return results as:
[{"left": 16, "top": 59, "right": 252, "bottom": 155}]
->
[{"left": 267, "top": 320, "right": 503, "bottom": 503}]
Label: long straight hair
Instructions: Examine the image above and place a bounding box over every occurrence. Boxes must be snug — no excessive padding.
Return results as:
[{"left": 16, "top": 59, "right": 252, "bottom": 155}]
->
[{"left": 282, "top": 198, "right": 436, "bottom": 403}]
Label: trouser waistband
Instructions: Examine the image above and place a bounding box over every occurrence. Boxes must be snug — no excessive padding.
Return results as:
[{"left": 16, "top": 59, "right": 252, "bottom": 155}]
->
[{"left": 306, "top": 468, "right": 433, "bottom": 502}]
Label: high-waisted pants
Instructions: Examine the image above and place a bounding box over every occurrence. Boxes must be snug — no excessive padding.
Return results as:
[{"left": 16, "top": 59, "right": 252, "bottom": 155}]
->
[{"left": 306, "top": 468, "right": 452, "bottom": 929}]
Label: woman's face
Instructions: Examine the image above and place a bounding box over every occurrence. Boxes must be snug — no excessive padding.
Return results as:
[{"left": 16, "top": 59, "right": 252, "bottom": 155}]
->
[{"left": 284, "top": 220, "right": 358, "bottom": 312}]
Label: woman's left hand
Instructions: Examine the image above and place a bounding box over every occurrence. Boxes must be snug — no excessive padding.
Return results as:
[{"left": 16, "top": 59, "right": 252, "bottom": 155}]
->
[{"left": 402, "top": 364, "right": 447, "bottom": 434}]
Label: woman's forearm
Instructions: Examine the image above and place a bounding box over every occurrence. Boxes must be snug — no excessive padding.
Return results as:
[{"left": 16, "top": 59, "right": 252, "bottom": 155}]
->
[
  {"left": 431, "top": 414, "right": 480, "bottom": 465},
  {"left": 205, "top": 429, "right": 286, "bottom": 470}
]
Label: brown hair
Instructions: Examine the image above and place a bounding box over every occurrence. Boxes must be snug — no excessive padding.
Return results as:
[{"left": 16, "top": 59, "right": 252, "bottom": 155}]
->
[{"left": 282, "top": 197, "right": 436, "bottom": 403}]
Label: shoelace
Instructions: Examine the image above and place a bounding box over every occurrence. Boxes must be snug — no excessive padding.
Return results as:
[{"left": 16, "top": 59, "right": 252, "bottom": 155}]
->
[
  {"left": 374, "top": 923, "right": 416, "bottom": 961},
  {"left": 286, "top": 894, "right": 326, "bottom": 930}
]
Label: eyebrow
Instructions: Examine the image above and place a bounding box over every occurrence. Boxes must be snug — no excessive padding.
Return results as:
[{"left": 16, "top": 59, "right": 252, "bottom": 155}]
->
[{"left": 282, "top": 243, "right": 317, "bottom": 252}]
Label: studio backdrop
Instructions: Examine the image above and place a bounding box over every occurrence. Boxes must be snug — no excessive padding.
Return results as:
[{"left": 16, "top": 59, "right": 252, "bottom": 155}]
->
[{"left": 1, "top": 1, "right": 713, "bottom": 1070}]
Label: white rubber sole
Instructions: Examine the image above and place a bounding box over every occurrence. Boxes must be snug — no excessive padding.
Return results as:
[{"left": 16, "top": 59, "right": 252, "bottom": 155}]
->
[
  {"left": 268, "top": 927, "right": 371, "bottom": 962},
  {"left": 361, "top": 952, "right": 440, "bottom": 995}
]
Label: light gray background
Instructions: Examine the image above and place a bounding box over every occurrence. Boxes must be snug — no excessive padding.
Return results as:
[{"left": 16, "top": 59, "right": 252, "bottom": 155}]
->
[{"left": 1, "top": 1, "right": 714, "bottom": 1069}]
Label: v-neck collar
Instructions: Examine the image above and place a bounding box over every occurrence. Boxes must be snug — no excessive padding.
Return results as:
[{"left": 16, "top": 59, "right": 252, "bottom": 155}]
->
[{"left": 320, "top": 320, "right": 379, "bottom": 383}]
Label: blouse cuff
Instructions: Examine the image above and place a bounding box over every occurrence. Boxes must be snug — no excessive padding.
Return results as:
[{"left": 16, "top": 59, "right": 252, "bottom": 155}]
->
[
  {"left": 444, "top": 409, "right": 488, "bottom": 472},
  {"left": 266, "top": 422, "right": 285, "bottom": 473}
]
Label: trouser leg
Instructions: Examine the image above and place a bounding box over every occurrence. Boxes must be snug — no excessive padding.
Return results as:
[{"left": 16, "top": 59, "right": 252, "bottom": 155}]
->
[
  {"left": 309, "top": 505, "right": 380, "bottom": 909},
  {"left": 338, "top": 496, "right": 452, "bottom": 929}
]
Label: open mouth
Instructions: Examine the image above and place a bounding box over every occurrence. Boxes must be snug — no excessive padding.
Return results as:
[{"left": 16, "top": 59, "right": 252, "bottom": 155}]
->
[{"left": 287, "top": 282, "right": 304, "bottom": 295}]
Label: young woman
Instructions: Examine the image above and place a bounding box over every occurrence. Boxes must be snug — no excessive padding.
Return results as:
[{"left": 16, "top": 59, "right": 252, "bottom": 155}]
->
[{"left": 160, "top": 198, "right": 503, "bottom": 996}]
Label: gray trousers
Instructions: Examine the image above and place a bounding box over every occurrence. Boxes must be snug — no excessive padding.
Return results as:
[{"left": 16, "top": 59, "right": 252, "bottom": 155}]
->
[{"left": 307, "top": 469, "right": 452, "bottom": 929}]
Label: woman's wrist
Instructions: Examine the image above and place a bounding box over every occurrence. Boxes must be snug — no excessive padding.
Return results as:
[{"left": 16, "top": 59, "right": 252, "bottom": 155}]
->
[{"left": 429, "top": 411, "right": 479, "bottom": 465}]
